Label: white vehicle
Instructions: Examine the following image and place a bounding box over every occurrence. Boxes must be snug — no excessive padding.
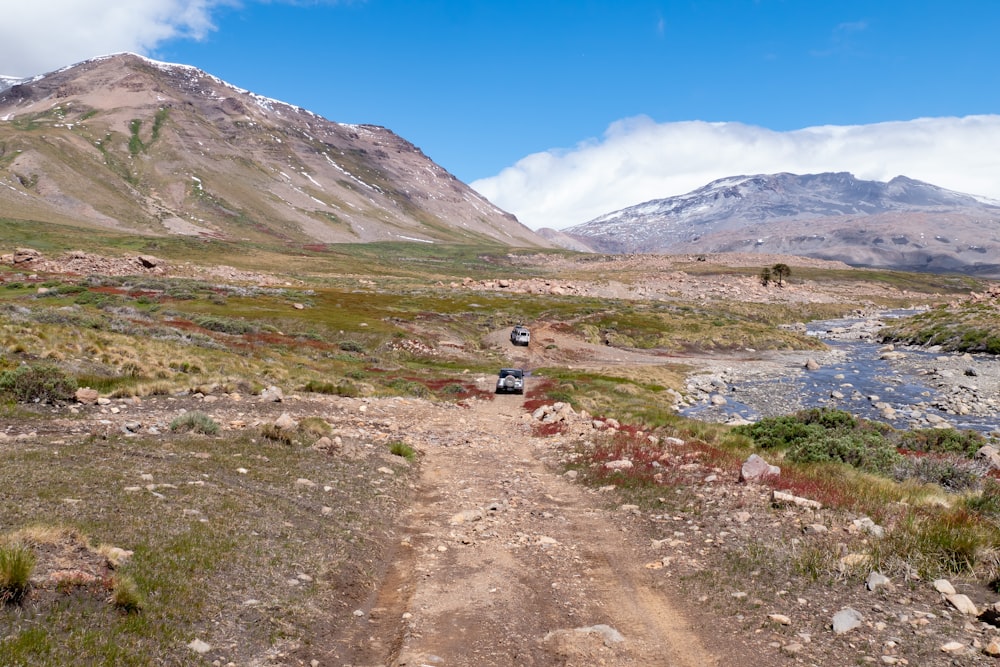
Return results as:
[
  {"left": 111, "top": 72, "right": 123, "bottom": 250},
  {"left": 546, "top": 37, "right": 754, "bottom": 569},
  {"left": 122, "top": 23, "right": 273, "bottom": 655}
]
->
[
  {"left": 510, "top": 325, "right": 530, "bottom": 346},
  {"left": 495, "top": 368, "right": 525, "bottom": 394}
]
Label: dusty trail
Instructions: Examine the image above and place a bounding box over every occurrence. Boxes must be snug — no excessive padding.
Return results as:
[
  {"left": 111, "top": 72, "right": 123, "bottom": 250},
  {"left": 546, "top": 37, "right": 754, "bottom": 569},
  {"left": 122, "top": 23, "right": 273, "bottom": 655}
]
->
[{"left": 341, "top": 390, "right": 719, "bottom": 666}]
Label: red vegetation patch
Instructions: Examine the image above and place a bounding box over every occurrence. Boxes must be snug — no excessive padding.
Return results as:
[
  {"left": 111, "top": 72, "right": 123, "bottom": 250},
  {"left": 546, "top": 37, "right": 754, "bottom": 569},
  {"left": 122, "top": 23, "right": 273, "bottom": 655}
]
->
[
  {"left": 532, "top": 421, "right": 567, "bottom": 437},
  {"left": 762, "top": 466, "right": 855, "bottom": 513}
]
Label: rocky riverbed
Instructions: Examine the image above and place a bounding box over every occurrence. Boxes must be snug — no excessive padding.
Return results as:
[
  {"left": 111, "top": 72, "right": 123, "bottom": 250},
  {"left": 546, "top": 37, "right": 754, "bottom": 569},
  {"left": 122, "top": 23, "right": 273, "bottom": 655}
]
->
[{"left": 682, "top": 312, "right": 1000, "bottom": 435}]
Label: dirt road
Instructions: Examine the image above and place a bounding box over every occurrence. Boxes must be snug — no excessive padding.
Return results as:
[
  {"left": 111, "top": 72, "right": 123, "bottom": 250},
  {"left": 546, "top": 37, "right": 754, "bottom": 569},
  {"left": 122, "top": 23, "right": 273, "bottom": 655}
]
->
[{"left": 331, "top": 386, "right": 718, "bottom": 667}]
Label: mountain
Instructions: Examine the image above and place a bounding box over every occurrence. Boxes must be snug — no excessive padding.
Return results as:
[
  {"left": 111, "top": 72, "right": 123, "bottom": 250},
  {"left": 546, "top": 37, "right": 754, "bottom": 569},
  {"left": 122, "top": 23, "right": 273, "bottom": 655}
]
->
[
  {"left": 0, "top": 54, "right": 547, "bottom": 248},
  {"left": 0, "top": 75, "right": 23, "bottom": 93},
  {"left": 557, "top": 172, "right": 1000, "bottom": 275}
]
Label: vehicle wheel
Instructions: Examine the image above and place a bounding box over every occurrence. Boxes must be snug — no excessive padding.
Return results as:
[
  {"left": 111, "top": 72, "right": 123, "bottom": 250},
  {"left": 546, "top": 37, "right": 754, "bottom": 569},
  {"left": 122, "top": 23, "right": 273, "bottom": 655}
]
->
[{"left": 503, "top": 376, "right": 516, "bottom": 389}]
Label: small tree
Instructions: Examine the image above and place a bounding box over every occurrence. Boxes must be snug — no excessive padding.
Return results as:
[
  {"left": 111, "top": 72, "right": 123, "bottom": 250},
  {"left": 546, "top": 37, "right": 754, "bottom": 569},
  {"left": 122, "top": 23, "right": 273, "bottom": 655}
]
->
[
  {"left": 771, "top": 263, "right": 791, "bottom": 287},
  {"left": 759, "top": 267, "right": 772, "bottom": 286}
]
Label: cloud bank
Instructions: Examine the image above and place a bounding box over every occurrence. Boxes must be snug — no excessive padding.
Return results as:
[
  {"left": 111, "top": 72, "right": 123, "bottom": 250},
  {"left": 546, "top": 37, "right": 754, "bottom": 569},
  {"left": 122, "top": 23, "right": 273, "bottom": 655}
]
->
[
  {"left": 472, "top": 115, "right": 1000, "bottom": 230},
  {"left": 0, "top": 1, "right": 222, "bottom": 78}
]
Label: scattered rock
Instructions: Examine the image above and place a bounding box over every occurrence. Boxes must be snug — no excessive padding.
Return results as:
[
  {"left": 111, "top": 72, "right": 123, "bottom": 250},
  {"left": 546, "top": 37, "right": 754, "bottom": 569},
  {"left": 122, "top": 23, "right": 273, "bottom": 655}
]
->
[{"left": 832, "top": 607, "right": 863, "bottom": 634}]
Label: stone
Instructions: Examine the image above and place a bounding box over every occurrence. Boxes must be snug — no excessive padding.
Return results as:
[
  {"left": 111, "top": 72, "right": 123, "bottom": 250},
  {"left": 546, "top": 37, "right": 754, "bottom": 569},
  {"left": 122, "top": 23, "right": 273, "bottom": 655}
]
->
[
  {"left": 866, "top": 572, "right": 890, "bottom": 591},
  {"left": 940, "top": 641, "right": 966, "bottom": 654},
  {"left": 975, "top": 446, "right": 1000, "bottom": 470},
  {"left": 768, "top": 613, "right": 792, "bottom": 625},
  {"left": 75, "top": 387, "right": 99, "bottom": 404},
  {"left": 946, "top": 593, "right": 979, "bottom": 616},
  {"left": 187, "top": 639, "right": 212, "bottom": 654},
  {"left": 832, "top": 607, "right": 863, "bottom": 634},
  {"left": 984, "top": 637, "right": 1000, "bottom": 656},
  {"left": 772, "top": 489, "right": 821, "bottom": 509},
  {"left": 933, "top": 579, "right": 957, "bottom": 595},
  {"left": 804, "top": 358, "right": 821, "bottom": 371},
  {"left": 274, "top": 412, "right": 298, "bottom": 430},
  {"left": 740, "top": 454, "right": 780, "bottom": 482},
  {"left": 136, "top": 254, "right": 162, "bottom": 268},
  {"left": 260, "top": 385, "right": 284, "bottom": 402}
]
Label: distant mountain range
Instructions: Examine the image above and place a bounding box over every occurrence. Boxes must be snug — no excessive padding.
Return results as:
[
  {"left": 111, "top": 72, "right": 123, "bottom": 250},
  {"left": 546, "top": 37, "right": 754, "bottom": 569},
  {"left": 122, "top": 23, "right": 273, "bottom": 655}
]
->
[
  {"left": 0, "top": 54, "right": 547, "bottom": 248},
  {"left": 546, "top": 172, "right": 1000, "bottom": 275}
]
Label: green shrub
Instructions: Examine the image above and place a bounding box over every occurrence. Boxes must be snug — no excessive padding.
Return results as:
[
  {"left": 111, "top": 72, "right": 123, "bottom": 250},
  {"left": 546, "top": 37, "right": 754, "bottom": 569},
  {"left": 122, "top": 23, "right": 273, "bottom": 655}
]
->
[
  {"left": 168, "top": 411, "right": 220, "bottom": 435},
  {"left": 0, "top": 543, "right": 35, "bottom": 604},
  {"left": 338, "top": 340, "right": 365, "bottom": 353},
  {"left": 787, "top": 430, "right": 901, "bottom": 474},
  {"left": 302, "top": 379, "right": 360, "bottom": 397},
  {"left": 898, "top": 428, "right": 987, "bottom": 457},
  {"left": 193, "top": 316, "right": 254, "bottom": 335},
  {"left": 389, "top": 441, "right": 415, "bottom": 460},
  {"left": 0, "top": 363, "right": 78, "bottom": 403}
]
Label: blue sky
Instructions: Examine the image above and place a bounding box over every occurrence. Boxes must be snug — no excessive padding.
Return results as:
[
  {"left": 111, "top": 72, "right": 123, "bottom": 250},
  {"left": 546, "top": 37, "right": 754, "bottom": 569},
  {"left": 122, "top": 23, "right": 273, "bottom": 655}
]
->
[{"left": 3, "top": 1, "right": 1000, "bottom": 229}]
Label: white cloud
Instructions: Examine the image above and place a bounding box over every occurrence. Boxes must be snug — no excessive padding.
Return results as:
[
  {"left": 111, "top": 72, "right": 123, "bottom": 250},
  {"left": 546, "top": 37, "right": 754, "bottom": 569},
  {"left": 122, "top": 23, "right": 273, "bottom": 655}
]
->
[
  {"left": 472, "top": 115, "right": 1000, "bottom": 230},
  {"left": 0, "top": 1, "right": 224, "bottom": 78}
]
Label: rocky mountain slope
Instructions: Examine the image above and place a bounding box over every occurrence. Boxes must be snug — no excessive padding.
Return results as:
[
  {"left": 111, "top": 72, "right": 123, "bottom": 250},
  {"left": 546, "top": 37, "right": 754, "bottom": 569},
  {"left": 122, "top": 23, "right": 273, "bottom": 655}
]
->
[
  {"left": 0, "top": 54, "right": 547, "bottom": 247},
  {"left": 557, "top": 172, "right": 1000, "bottom": 275}
]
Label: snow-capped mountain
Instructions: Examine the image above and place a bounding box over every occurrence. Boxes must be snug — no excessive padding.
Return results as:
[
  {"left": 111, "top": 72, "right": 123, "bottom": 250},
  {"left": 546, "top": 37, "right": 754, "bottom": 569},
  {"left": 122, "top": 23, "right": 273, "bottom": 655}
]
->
[
  {"left": 0, "top": 53, "right": 547, "bottom": 248},
  {"left": 0, "top": 75, "right": 24, "bottom": 93},
  {"left": 558, "top": 173, "right": 1000, "bottom": 275}
]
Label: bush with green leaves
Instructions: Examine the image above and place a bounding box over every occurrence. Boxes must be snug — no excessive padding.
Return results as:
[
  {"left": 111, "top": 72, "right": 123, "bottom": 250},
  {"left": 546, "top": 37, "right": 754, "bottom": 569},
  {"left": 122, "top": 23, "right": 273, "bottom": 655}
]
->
[
  {"left": 0, "top": 543, "right": 35, "bottom": 604},
  {"left": 736, "top": 408, "right": 896, "bottom": 475},
  {"left": 0, "top": 363, "right": 78, "bottom": 403},
  {"left": 898, "top": 428, "right": 987, "bottom": 457}
]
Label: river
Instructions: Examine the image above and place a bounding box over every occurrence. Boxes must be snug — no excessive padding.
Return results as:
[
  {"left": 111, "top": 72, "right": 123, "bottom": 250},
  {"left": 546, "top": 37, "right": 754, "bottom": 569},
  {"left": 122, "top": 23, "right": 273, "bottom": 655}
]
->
[{"left": 681, "top": 311, "right": 1000, "bottom": 434}]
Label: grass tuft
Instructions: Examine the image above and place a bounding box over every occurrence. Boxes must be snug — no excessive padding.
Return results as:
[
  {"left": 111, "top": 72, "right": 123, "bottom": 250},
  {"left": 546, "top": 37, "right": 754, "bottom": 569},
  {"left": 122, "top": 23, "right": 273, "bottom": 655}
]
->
[
  {"left": 389, "top": 441, "right": 416, "bottom": 460},
  {"left": 168, "top": 411, "right": 220, "bottom": 435},
  {"left": 110, "top": 574, "right": 143, "bottom": 613},
  {"left": 0, "top": 542, "right": 35, "bottom": 604}
]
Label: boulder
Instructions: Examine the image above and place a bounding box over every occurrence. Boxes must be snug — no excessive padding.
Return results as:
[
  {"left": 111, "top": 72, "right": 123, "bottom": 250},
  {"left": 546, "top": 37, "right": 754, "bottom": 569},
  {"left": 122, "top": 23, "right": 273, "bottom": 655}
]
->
[
  {"left": 273, "top": 412, "right": 298, "bottom": 431},
  {"left": 740, "top": 454, "right": 780, "bottom": 482},
  {"left": 260, "top": 385, "right": 284, "bottom": 402},
  {"left": 75, "top": 387, "right": 99, "bottom": 404}
]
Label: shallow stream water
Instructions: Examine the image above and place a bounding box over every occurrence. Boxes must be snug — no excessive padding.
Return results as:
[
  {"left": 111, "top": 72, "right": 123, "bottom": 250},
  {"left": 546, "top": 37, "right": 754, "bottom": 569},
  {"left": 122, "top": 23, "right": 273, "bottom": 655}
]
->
[{"left": 682, "top": 312, "right": 1000, "bottom": 434}]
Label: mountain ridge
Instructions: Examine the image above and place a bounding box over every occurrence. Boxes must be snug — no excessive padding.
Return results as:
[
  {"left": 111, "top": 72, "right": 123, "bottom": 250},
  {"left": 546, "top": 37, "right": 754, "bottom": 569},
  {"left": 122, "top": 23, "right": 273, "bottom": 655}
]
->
[
  {"left": 0, "top": 53, "right": 548, "bottom": 248},
  {"left": 555, "top": 172, "right": 1000, "bottom": 275}
]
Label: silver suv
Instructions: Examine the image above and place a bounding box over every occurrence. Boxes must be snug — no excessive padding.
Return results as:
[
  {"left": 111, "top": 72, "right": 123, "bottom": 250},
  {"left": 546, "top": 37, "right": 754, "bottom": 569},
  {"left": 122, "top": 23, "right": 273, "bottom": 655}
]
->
[
  {"left": 510, "top": 325, "right": 530, "bottom": 346},
  {"left": 496, "top": 368, "right": 525, "bottom": 394}
]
